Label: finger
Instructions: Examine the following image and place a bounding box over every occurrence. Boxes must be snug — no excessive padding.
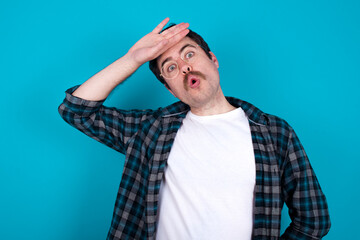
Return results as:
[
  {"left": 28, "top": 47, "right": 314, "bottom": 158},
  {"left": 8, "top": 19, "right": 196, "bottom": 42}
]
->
[
  {"left": 166, "top": 28, "right": 190, "bottom": 46},
  {"left": 152, "top": 29, "right": 190, "bottom": 58},
  {"left": 163, "top": 23, "right": 189, "bottom": 39},
  {"left": 152, "top": 17, "right": 170, "bottom": 33},
  {"left": 149, "top": 29, "right": 189, "bottom": 60},
  {"left": 162, "top": 22, "right": 189, "bottom": 39}
]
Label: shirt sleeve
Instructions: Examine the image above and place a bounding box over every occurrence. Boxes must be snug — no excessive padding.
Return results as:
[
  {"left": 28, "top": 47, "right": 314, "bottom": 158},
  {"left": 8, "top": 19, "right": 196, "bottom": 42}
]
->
[
  {"left": 58, "top": 85, "right": 155, "bottom": 154},
  {"left": 280, "top": 127, "right": 331, "bottom": 239}
]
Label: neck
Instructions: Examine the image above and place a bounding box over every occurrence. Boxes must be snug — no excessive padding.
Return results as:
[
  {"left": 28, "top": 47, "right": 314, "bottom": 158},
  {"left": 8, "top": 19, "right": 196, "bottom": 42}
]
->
[{"left": 190, "top": 89, "right": 236, "bottom": 116}]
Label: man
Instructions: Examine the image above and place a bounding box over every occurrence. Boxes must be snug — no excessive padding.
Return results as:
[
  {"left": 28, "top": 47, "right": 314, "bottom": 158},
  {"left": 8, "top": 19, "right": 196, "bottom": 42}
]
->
[{"left": 58, "top": 18, "right": 331, "bottom": 239}]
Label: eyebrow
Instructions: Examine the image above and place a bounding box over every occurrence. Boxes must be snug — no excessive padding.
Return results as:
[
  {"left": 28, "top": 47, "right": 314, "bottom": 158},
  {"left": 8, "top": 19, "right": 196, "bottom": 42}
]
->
[{"left": 160, "top": 44, "right": 197, "bottom": 69}]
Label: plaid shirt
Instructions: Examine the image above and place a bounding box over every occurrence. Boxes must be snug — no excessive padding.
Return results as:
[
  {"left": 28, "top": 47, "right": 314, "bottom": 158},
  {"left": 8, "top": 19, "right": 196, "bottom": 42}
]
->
[{"left": 58, "top": 86, "right": 330, "bottom": 240}]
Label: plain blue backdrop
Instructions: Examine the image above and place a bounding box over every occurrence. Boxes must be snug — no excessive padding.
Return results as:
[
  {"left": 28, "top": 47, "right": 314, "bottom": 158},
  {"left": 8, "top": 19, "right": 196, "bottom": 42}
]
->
[{"left": 1, "top": 0, "right": 359, "bottom": 239}]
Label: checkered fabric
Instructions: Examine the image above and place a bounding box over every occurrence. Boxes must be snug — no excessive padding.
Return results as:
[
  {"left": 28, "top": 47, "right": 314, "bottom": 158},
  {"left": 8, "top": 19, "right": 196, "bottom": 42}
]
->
[{"left": 58, "top": 85, "right": 330, "bottom": 240}]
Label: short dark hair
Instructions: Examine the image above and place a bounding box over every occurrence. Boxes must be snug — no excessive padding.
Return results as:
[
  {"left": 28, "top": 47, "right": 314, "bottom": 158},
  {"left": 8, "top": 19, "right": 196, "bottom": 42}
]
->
[{"left": 149, "top": 24, "right": 212, "bottom": 87}]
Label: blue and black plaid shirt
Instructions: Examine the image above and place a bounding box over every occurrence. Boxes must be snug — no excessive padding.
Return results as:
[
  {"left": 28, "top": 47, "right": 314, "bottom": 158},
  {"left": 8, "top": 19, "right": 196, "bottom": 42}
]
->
[{"left": 59, "top": 86, "right": 330, "bottom": 240}]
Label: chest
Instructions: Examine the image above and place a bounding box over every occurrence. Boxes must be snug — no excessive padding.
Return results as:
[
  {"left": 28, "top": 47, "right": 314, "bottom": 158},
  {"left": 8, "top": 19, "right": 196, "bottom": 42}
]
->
[{"left": 166, "top": 114, "right": 256, "bottom": 185}]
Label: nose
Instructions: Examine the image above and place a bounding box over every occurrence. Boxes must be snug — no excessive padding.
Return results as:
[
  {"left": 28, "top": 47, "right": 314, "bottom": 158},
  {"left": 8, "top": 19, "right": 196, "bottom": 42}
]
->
[{"left": 180, "top": 63, "right": 192, "bottom": 75}]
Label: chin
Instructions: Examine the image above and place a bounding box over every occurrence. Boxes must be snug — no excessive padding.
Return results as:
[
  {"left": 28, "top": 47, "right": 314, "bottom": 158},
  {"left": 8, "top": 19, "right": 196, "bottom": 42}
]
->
[{"left": 186, "top": 96, "right": 210, "bottom": 108}]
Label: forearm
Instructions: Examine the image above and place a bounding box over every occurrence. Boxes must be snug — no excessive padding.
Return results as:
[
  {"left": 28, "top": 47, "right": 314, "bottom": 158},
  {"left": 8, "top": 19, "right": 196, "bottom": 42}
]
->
[
  {"left": 72, "top": 53, "right": 140, "bottom": 101},
  {"left": 72, "top": 19, "right": 189, "bottom": 101},
  {"left": 281, "top": 128, "right": 331, "bottom": 239}
]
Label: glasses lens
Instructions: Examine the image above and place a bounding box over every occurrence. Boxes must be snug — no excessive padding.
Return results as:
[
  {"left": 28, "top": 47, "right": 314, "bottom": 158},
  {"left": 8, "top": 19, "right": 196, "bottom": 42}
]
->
[
  {"left": 162, "top": 61, "right": 178, "bottom": 79},
  {"left": 181, "top": 46, "right": 198, "bottom": 63},
  {"left": 160, "top": 45, "right": 199, "bottom": 79}
]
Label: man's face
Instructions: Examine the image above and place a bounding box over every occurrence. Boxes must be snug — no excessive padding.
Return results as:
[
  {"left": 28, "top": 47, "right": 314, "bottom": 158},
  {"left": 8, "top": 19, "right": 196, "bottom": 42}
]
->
[{"left": 157, "top": 37, "right": 221, "bottom": 109}]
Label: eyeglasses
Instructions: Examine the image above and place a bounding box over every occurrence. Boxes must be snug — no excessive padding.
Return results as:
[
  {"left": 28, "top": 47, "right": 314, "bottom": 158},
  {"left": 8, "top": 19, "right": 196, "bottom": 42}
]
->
[{"left": 160, "top": 45, "right": 202, "bottom": 80}]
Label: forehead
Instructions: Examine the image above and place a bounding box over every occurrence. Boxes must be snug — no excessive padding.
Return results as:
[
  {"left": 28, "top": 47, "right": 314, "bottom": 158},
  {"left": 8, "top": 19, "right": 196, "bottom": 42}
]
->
[{"left": 157, "top": 37, "right": 198, "bottom": 66}]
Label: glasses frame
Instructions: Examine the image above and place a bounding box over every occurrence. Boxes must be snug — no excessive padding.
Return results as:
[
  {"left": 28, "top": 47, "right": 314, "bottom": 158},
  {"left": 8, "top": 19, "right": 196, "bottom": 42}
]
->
[{"left": 159, "top": 44, "right": 206, "bottom": 80}]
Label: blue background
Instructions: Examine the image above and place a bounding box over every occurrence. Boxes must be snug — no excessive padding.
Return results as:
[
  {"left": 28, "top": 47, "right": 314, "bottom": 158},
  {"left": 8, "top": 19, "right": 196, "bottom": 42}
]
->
[{"left": 1, "top": 0, "right": 359, "bottom": 239}]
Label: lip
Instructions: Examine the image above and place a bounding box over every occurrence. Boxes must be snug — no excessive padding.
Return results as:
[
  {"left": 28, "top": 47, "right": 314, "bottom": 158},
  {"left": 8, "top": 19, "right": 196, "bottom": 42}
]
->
[{"left": 187, "top": 75, "right": 201, "bottom": 89}]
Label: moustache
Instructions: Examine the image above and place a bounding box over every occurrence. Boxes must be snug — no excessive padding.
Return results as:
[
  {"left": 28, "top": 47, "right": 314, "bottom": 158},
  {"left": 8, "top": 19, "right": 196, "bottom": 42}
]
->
[
  {"left": 184, "top": 71, "right": 206, "bottom": 82},
  {"left": 183, "top": 71, "right": 206, "bottom": 90}
]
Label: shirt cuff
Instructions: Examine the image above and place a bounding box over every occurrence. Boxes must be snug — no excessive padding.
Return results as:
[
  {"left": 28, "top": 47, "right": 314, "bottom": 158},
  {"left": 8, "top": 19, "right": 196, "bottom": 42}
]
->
[
  {"left": 62, "top": 85, "right": 106, "bottom": 115},
  {"left": 281, "top": 225, "right": 320, "bottom": 240}
]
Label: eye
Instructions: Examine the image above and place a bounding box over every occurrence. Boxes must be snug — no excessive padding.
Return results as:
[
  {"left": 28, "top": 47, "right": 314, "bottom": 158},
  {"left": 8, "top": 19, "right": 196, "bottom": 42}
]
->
[
  {"left": 167, "top": 64, "right": 177, "bottom": 73},
  {"left": 185, "top": 51, "right": 195, "bottom": 59}
]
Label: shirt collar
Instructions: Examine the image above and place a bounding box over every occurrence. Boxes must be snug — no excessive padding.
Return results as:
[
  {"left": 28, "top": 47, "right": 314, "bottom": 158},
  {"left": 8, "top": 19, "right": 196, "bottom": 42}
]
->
[{"left": 161, "top": 97, "right": 269, "bottom": 126}]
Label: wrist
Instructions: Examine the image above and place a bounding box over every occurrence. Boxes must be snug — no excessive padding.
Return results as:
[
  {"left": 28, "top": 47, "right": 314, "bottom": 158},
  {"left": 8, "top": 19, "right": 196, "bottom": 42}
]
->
[{"left": 121, "top": 52, "right": 142, "bottom": 71}]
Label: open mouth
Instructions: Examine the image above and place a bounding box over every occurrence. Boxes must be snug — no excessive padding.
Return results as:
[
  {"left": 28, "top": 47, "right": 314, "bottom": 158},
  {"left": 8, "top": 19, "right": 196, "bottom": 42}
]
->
[{"left": 188, "top": 75, "right": 200, "bottom": 88}]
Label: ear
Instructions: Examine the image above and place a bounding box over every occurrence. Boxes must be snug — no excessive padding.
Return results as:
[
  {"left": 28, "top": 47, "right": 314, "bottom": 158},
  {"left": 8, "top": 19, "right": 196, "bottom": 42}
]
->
[{"left": 209, "top": 51, "right": 219, "bottom": 68}]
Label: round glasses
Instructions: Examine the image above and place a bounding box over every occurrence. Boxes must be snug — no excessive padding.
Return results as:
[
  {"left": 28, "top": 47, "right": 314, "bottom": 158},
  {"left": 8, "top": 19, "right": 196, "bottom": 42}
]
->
[{"left": 160, "top": 45, "right": 201, "bottom": 79}]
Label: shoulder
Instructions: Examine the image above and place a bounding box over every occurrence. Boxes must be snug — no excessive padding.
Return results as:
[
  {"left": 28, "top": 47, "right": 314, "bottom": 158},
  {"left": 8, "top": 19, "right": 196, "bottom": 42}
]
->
[
  {"left": 124, "top": 101, "right": 189, "bottom": 128},
  {"left": 158, "top": 101, "right": 190, "bottom": 117},
  {"left": 227, "top": 96, "right": 295, "bottom": 156},
  {"left": 226, "top": 96, "right": 293, "bottom": 132},
  {"left": 265, "top": 113, "right": 293, "bottom": 135}
]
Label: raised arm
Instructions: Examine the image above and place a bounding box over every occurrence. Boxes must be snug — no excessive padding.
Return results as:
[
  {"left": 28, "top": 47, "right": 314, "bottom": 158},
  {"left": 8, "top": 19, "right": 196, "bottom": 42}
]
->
[
  {"left": 72, "top": 18, "right": 189, "bottom": 101},
  {"left": 58, "top": 19, "right": 189, "bottom": 153}
]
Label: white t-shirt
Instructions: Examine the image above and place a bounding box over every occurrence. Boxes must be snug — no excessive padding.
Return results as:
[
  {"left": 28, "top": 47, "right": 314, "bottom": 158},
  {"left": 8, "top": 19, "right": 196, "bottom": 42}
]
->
[{"left": 156, "top": 108, "right": 256, "bottom": 240}]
